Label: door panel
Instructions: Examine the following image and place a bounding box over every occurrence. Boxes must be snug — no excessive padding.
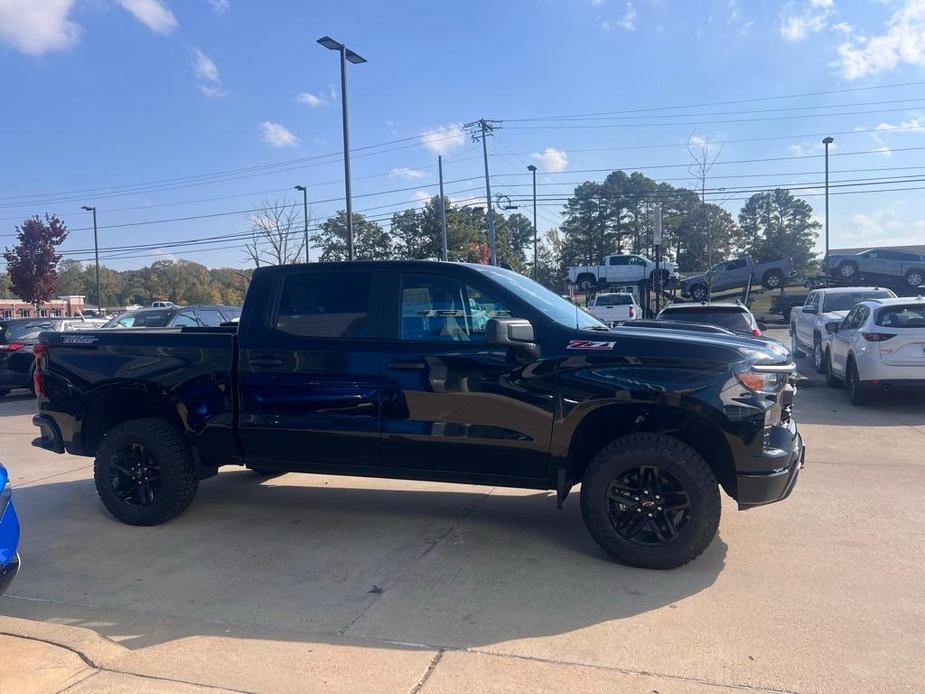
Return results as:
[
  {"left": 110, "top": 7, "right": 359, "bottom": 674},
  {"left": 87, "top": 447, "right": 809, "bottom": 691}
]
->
[
  {"left": 379, "top": 272, "right": 555, "bottom": 481},
  {"left": 237, "top": 269, "right": 385, "bottom": 469}
]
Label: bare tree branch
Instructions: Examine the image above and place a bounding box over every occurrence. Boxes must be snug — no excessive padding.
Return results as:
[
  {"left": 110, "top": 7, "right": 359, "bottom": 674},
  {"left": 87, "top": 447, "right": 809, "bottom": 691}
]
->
[{"left": 243, "top": 198, "right": 309, "bottom": 267}]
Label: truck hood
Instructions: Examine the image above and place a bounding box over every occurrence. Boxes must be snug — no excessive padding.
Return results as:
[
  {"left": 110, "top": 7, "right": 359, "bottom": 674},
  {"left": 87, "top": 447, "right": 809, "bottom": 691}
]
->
[{"left": 574, "top": 325, "right": 790, "bottom": 366}]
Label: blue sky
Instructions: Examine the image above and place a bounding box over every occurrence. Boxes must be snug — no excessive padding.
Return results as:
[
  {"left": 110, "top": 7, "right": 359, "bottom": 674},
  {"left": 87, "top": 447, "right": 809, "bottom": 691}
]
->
[{"left": 1, "top": 0, "right": 924, "bottom": 270}]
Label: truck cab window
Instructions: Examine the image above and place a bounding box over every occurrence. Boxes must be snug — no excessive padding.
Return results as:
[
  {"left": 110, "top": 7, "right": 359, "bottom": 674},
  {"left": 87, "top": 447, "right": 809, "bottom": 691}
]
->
[
  {"left": 400, "top": 274, "right": 512, "bottom": 342},
  {"left": 275, "top": 272, "right": 372, "bottom": 338}
]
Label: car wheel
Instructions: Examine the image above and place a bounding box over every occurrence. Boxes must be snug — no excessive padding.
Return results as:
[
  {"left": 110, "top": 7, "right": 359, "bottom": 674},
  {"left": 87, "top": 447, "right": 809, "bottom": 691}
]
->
[
  {"left": 905, "top": 269, "right": 924, "bottom": 288},
  {"left": 790, "top": 328, "right": 805, "bottom": 358},
  {"left": 580, "top": 433, "right": 721, "bottom": 570},
  {"left": 813, "top": 338, "right": 826, "bottom": 374},
  {"left": 689, "top": 285, "right": 708, "bottom": 302},
  {"left": 838, "top": 261, "right": 858, "bottom": 279},
  {"left": 94, "top": 418, "right": 198, "bottom": 526},
  {"left": 762, "top": 271, "right": 784, "bottom": 290},
  {"left": 824, "top": 349, "right": 841, "bottom": 388},
  {"left": 845, "top": 359, "right": 869, "bottom": 406},
  {"left": 579, "top": 277, "right": 595, "bottom": 291}
]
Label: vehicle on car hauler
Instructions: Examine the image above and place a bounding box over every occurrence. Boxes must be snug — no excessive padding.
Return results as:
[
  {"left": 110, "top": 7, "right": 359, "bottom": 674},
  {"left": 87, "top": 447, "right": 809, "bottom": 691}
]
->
[{"left": 31, "top": 261, "right": 804, "bottom": 570}]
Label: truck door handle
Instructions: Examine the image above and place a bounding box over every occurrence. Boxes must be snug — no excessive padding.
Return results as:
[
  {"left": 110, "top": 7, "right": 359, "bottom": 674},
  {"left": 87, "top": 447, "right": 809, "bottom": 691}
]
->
[
  {"left": 249, "top": 355, "right": 283, "bottom": 367},
  {"left": 387, "top": 359, "right": 427, "bottom": 371}
]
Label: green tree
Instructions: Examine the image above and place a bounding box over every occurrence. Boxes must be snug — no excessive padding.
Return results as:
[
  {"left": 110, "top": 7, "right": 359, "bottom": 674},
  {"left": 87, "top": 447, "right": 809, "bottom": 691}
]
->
[
  {"left": 738, "top": 189, "right": 819, "bottom": 271},
  {"left": 316, "top": 211, "right": 392, "bottom": 261}
]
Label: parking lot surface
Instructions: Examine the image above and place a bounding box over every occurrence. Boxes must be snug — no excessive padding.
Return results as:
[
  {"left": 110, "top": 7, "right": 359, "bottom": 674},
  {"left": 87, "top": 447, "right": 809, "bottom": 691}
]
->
[{"left": 1, "top": 328, "right": 923, "bottom": 693}]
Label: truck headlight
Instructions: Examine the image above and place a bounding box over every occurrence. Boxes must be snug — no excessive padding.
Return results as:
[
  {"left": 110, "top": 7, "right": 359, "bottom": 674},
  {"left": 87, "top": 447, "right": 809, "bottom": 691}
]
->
[{"left": 736, "top": 370, "right": 784, "bottom": 393}]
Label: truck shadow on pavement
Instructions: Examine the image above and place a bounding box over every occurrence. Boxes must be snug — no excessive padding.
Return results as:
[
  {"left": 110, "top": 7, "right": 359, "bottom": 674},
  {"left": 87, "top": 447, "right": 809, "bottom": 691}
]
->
[{"left": 1, "top": 470, "right": 727, "bottom": 652}]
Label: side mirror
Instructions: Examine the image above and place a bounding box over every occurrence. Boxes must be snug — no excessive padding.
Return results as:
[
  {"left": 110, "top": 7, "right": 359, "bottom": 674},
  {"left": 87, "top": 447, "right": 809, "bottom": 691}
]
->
[
  {"left": 486, "top": 318, "right": 539, "bottom": 357},
  {"left": 832, "top": 324, "right": 840, "bottom": 334},
  {"left": 757, "top": 321, "right": 768, "bottom": 331},
  {"left": 802, "top": 306, "right": 818, "bottom": 314}
]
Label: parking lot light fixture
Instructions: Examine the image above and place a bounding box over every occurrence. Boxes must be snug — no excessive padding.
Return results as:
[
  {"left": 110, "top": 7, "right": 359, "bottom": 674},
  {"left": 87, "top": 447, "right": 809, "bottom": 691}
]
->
[{"left": 80, "top": 205, "right": 102, "bottom": 314}]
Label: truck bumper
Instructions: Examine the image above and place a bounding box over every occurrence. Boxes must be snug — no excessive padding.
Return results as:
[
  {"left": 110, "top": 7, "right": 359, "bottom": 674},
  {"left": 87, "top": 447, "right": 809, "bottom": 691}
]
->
[
  {"left": 736, "top": 428, "right": 805, "bottom": 509},
  {"left": 32, "top": 414, "right": 65, "bottom": 454}
]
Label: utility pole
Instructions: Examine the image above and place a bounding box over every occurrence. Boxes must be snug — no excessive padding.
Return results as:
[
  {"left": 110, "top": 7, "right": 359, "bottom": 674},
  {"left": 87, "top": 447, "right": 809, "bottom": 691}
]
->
[
  {"left": 464, "top": 119, "right": 500, "bottom": 265},
  {"left": 823, "top": 136, "right": 834, "bottom": 259},
  {"left": 294, "top": 185, "right": 309, "bottom": 262},
  {"left": 654, "top": 204, "right": 663, "bottom": 315},
  {"left": 527, "top": 164, "right": 537, "bottom": 279},
  {"left": 318, "top": 36, "right": 366, "bottom": 261},
  {"left": 80, "top": 206, "right": 102, "bottom": 314},
  {"left": 438, "top": 156, "right": 448, "bottom": 261}
]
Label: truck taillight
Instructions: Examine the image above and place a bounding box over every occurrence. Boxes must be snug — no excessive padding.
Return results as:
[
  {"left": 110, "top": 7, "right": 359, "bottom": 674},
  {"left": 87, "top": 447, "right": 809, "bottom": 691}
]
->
[
  {"left": 752, "top": 328, "right": 762, "bottom": 337},
  {"left": 0, "top": 342, "right": 25, "bottom": 352},
  {"left": 33, "top": 343, "right": 47, "bottom": 396},
  {"left": 629, "top": 307, "right": 635, "bottom": 318}
]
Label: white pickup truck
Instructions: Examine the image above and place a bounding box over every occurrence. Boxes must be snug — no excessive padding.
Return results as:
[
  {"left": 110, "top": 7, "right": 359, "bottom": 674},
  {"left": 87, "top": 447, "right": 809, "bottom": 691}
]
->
[
  {"left": 587, "top": 292, "right": 640, "bottom": 323},
  {"left": 790, "top": 286, "right": 896, "bottom": 373},
  {"left": 568, "top": 254, "right": 679, "bottom": 290}
]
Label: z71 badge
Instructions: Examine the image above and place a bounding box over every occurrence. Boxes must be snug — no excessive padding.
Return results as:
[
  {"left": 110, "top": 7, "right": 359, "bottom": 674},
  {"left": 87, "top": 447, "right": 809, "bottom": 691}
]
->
[{"left": 566, "top": 339, "right": 616, "bottom": 350}]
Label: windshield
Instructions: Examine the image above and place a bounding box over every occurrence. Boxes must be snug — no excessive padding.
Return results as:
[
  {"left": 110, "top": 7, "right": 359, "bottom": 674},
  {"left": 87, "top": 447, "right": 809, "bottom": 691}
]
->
[
  {"left": 473, "top": 265, "right": 606, "bottom": 330},
  {"left": 658, "top": 307, "right": 754, "bottom": 333},
  {"left": 823, "top": 291, "right": 894, "bottom": 312}
]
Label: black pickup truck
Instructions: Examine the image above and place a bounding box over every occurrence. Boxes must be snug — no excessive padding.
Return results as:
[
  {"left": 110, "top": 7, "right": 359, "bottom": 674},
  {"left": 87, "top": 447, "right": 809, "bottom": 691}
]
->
[{"left": 32, "top": 261, "right": 804, "bottom": 569}]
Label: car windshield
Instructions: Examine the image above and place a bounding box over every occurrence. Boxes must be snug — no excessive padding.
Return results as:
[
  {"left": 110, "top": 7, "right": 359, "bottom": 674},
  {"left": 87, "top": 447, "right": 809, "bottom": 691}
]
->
[
  {"left": 473, "top": 265, "right": 607, "bottom": 330},
  {"left": 658, "top": 307, "right": 754, "bottom": 333},
  {"left": 876, "top": 304, "right": 925, "bottom": 328},
  {"left": 823, "top": 291, "right": 894, "bottom": 312},
  {"left": 595, "top": 294, "right": 633, "bottom": 306}
]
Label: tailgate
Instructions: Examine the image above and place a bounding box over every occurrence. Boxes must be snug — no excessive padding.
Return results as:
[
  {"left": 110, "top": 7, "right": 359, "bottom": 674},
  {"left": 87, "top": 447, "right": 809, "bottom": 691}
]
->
[{"left": 879, "top": 331, "right": 925, "bottom": 367}]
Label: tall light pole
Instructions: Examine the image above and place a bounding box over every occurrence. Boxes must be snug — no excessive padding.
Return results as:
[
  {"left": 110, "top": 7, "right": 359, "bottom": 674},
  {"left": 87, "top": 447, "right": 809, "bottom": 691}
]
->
[
  {"left": 438, "top": 156, "right": 448, "bottom": 261},
  {"left": 527, "top": 164, "right": 538, "bottom": 279},
  {"left": 318, "top": 36, "right": 366, "bottom": 261},
  {"left": 80, "top": 206, "right": 101, "bottom": 314},
  {"left": 294, "top": 185, "right": 309, "bottom": 262},
  {"left": 822, "top": 136, "right": 834, "bottom": 259}
]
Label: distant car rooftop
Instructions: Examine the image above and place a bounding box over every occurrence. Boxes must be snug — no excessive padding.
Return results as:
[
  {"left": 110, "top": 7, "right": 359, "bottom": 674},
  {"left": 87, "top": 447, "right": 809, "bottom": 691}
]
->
[
  {"left": 863, "top": 296, "right": 925, "bottom": 306},
  {"left": 814, "top": 286, "right": 891, "bottom": 294}
]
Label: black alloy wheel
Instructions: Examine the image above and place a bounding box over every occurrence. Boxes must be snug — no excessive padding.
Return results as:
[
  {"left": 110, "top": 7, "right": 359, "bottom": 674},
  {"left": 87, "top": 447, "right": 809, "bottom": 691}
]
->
[
  {"left": 108, "top": 443, "right": 162, "bottom": 507},
  {"left": 605, "top": 465, "right": 690, "bottom": 545}
]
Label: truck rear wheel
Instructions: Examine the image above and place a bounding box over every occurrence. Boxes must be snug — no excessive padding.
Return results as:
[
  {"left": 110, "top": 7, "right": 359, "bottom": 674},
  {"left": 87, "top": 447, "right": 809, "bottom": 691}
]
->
[
  {"left": 580, "top": 433, "right": 721, "bottom": 570},
  {"left": 689, "top": 284, "right": 708, "bottom": 301},
  {"left": 94, "top": 418, "right": 198, "bottom": 526},
  {"left": 762, "top": 270, "right": 784, "bottom": 290}
]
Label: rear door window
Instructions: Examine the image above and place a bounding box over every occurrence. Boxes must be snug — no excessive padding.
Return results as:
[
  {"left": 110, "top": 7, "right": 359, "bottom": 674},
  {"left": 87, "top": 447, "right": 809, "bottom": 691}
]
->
[
  {"left": 195, "top": 309, "right": 225, "bottom": 327},
  {"left": 275, "top": 271, "right": 373, "bottom": 338}
]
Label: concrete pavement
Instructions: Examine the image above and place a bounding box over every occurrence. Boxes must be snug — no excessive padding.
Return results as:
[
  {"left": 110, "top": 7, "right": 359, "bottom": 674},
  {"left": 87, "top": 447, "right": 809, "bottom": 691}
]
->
[{"left": 1, "top": 327, "right": 923, "bottom": 692}]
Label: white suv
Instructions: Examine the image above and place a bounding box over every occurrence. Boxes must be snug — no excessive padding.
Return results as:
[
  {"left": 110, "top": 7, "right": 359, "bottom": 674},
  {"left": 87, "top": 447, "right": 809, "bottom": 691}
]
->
[{"left": 825, "top": 297, "right": 925, "bottom": 405}]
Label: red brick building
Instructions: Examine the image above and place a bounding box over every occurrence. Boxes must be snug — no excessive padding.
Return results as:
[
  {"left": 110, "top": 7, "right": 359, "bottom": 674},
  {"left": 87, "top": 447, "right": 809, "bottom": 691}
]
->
[{"left": 0, "top": 295, "right": 86, "bottom": 319}]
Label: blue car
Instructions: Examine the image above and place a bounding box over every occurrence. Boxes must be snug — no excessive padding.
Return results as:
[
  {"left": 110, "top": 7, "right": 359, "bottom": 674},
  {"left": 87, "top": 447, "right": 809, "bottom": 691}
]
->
[{"left": 0, "top": 463, "right": 19, "bottom": 593}]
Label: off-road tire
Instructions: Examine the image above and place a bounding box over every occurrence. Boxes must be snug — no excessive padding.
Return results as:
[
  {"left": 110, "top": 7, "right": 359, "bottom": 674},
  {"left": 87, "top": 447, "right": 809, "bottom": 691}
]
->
[
  {"left": 824, "top": 349, "right": 841, "bottom": 388},
  {"left": 94, "top": 418, "right": 198, "bottom": 526},
  {"left": 580, "top": 433, "right": 721, "bottom": 570}
]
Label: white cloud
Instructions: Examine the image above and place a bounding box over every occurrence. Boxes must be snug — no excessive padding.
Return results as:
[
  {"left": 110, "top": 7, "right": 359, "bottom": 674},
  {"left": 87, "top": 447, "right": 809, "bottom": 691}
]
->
[
  {"left": 419, "top": 123, "right": 466, "bottom": 155},
  {"left": 192, "top": 48, "right": 225, "bottom": 98},
  {"left": 841, "top": 210, "right": 917, "bottom": 247},
  {"left": 831, "top": 20, "right": 853, "bottom": 35},
  {"left": 386, "top": 120, "right": 399, "bottom": 136},
  {"left": 295, "top": 91, "right": 326, "bottom": 108},
  {"left": 0, "top": 0, "right": 81, "bottom": 56},
  {"left": 206, "top": 0, "right": 229, "bottom": 14},
  {"left": 260, "top": 121, "right": 299, "bottom": 147},
  {"left": 414, "top": 190, "right": 434, "bottom": 205},
  {"left": 874, "top": 117, "right": 925, "bottom": 132},
  {"left": 617, "top": 2, "right": 636, "bottom": 31},
  {"left": 688, "top": 134, "right": 708, "bottom": 147},
  {"left": 836, "top": 0, "right": 925, "bottom": 79},
  {"left": 727, "top": 0, "right": 754, "bottom": 34},
  {"left": 118, "top": 0, "right": 178, "bottom": 35},
  {"left": 778, "top": 0, "right": 832, "bottom": 42},
  {"left": 531, "top": 147, "right": 569, "bottom": 172},
  {"left": 389, "top": 168, "right": 428, "bottom": 180}
]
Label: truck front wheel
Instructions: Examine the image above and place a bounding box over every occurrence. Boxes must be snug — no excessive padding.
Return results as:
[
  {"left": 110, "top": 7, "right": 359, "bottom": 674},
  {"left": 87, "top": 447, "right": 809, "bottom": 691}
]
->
[
  {"left": 580, "top": 433, "right": 721, "bottom": 570},
  {"left": 94, "top": 418, "right": 198, "bottom": 526},
  {"left": 762, "top": 270, "right": 784, "bottom": 290}
]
